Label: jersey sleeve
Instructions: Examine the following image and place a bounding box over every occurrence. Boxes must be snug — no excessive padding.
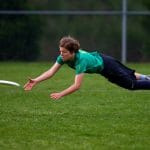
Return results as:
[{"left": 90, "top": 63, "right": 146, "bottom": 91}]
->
[{"left": 56, "top": 55, "right": 64, "bottom": 65}]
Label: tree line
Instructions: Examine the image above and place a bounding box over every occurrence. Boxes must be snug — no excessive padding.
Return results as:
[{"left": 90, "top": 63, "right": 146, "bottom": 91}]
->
[{"left": 0, "top": 0, "right": 150, "bottom": 62}]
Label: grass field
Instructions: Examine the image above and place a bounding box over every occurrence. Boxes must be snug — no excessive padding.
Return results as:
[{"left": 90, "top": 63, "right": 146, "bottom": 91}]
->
[{"left": 0, "top": 62, "right": 150, "bottom": 150}]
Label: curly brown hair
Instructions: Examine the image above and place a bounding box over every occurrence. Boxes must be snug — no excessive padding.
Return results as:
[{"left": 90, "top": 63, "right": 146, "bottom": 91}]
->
[{"left": 59, "top": 36, "right": 80, "bottom": 53}]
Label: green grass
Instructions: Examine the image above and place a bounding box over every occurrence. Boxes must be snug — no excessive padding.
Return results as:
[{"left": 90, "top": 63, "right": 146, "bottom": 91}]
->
[{"left": 0, "top": 62, "right": 150, "bottom": 150}]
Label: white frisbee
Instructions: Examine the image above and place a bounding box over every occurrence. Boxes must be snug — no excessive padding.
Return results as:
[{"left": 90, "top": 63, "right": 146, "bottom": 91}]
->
[{"left": 0, "top": 80, "right": 20, "bottom": 87}]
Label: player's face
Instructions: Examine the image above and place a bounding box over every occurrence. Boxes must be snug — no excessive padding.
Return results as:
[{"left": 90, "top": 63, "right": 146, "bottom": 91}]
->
[{"left": 59, "top": 47, "right": 74, "bottom": 61}]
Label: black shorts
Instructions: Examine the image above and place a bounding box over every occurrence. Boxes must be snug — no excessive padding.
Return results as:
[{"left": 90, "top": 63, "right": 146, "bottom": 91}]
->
[{"left": 100, "top": 54, "right": 136, "bottom": 89}]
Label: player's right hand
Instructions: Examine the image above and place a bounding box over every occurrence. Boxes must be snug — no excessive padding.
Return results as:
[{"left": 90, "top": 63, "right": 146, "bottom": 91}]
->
[{"left": 24, "top": 78, "right": 37, "bottom": 91}]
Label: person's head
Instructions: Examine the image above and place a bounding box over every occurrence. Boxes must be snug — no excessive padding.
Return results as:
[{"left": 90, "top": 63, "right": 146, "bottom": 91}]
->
[
  {"left": 59, "top": 36, "right": 80, "bottom": 61},
  {"left": 59, "top": 36, "right": 80, "bottom": 53}
]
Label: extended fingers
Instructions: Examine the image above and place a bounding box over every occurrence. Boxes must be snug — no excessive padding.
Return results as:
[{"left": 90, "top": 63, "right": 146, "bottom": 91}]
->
[{"left": 50, "top": 93, "right": 61, "bottom": 100}]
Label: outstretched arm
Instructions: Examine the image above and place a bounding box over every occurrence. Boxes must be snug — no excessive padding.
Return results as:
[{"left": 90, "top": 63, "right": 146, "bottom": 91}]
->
[
  {"left": 50, "top": 73, "right": 84, "bottom": 100},
  {"left": 24, "top": 62, "right": 62, "bottom": 91}
]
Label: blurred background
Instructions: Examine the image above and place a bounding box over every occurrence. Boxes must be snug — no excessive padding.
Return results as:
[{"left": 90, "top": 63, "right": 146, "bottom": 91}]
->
[{"left": 0, "top": 0, "right": 150, "bottom": 63}]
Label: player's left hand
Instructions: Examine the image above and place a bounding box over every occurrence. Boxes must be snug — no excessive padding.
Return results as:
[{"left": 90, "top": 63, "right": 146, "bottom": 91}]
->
[{"left": 50, "top": 92, "right": 62, "bottom": 100}]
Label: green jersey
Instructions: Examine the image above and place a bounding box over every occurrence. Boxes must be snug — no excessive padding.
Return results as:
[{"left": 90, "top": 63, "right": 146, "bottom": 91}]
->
[{"left": 56, "top": 49, "right": 104, "bottom": 74}]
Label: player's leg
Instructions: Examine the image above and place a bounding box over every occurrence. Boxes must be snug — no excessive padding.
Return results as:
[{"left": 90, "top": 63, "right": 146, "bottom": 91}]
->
[
  {"left": 110, "top": 73, "right": 150, "bottom": 90},
  {"left": 100, "top": 54, "right": 135, "bottom": 89},
  {"left": 133, "top": 80, "right": 150, "bottom": 90},
  {"left": 100, "top": 54, "right": 150, "bottom": 90},
  {"left": 106, "top": 73, "right": 150, "bottom": 90}
]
